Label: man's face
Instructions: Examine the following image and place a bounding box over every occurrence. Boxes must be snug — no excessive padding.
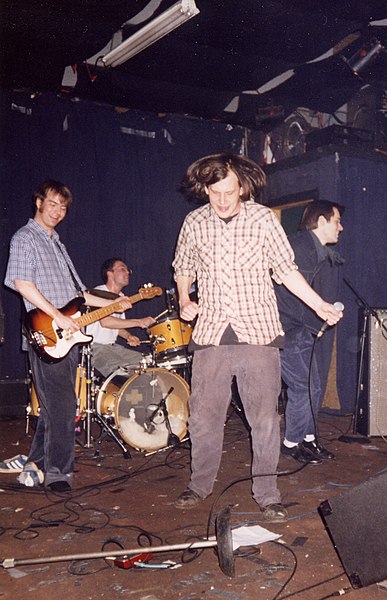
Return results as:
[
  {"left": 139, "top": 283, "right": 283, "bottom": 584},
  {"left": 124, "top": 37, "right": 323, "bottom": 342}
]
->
[
  {"left": 35, "top": 191, "right": 68, "bottom": 233},
  {"left": 110, "top": 261, "right": 131, "bottom": 289},
  {"left": 205, "top": 170, "right": 243, "bottom": 219},
  {"left": 320, "top": 207, "right": 343, "bottom": 244}
]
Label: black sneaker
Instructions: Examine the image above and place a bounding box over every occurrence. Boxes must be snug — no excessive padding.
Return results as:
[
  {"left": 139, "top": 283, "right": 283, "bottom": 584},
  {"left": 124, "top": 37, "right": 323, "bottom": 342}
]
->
[
  {"left": 47, "top": 481, "right": 72, "bottom": 493},
  {"left": 302, "top": 440, "right": 335, "bottom": 460},
  {"left": 281, "top": 443, "right": 322, "bottom": 465}
]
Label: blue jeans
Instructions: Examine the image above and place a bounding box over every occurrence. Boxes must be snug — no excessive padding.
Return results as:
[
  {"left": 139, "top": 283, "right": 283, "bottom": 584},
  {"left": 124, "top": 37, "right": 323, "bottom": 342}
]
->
[
  {"left": 27, "top": 345, "right": 79, "bottom": 487},
  {"left": 188, "top": 345, "right": 282, "bottom": 508},
  {"left": 280, "top": 328, "right": 322, "bottom": 443}
]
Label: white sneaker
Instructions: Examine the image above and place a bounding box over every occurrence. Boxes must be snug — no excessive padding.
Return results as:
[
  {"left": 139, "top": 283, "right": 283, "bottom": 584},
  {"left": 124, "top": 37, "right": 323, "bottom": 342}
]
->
[
  {"left": 0, "top": 454, "right": 28, "bottom": 473},
  {"left": 17, "top": 462, "right": 44, "bottom": 487}
]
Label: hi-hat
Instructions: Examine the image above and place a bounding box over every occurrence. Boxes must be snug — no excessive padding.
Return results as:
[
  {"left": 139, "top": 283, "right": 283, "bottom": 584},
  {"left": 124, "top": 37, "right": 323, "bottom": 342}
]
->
[{"left": 1, "top": 506, "right": 235, "bottom": 577}]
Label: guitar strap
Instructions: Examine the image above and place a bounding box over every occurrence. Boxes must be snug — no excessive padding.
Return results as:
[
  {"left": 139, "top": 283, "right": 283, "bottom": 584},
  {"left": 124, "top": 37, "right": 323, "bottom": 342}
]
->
[{"left": 54, "top": 240, "right": 84, "bottom": 296}]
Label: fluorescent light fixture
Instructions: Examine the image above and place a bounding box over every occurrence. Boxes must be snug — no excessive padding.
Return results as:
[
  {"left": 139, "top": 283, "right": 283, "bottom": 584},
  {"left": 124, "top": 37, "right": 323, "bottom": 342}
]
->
[{"left": 102, "top": 0, "right": 200, "bottom": 68}]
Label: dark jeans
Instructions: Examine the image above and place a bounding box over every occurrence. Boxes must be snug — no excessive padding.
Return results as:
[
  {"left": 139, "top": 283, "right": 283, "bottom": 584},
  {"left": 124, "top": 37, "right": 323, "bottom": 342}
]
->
[
  {"left": 188, "top": 345, "right": 282, "bottom": 508},
  {"left": 27, "top": 345, "right": 78, "bottom": 487},
  {"left": 280, "top": 328, "right": 322, "bottom": 443}
]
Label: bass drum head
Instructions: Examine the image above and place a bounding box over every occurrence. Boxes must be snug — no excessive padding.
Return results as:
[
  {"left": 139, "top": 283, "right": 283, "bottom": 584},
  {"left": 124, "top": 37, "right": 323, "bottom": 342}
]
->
[
  {"left": 95, "top": 366, "right": 138, "bottom": 416},
  {"left": 115, "top": 368, "right": 190, "bottom": 452}
]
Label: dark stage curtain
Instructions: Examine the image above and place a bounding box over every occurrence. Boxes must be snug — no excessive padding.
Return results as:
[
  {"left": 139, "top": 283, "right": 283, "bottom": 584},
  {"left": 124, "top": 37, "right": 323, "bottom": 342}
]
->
[{"left": 1, "top": 91, "right": 258, "bottom": 378}]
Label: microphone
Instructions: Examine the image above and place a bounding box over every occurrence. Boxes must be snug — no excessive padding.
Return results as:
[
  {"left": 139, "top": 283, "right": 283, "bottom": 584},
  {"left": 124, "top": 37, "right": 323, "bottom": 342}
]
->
[{"left": 316, "top": 302, "right": 344, "bottom": 338}]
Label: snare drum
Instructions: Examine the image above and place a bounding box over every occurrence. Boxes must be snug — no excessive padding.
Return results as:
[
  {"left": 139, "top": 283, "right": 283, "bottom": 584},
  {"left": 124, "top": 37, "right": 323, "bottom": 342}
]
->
[
  {"left": 29, "top": 365, "right": 87, "bottom": 417},
  {"left": 147, "top": 316, "right": 192, "bottom": 359},
  {"left": 97, "top": 367, "right": 189, "bottom": 452}
]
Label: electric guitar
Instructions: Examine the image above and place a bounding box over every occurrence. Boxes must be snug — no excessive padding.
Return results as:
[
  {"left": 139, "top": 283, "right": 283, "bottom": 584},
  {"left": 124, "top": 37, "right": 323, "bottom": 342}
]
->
[{"left": 24, "top": 285, "right": 162, "bottom": 363}]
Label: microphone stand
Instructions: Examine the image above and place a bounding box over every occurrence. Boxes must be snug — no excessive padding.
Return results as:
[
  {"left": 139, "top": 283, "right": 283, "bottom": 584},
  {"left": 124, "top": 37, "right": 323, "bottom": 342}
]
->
[
  {"left": 338, "top": 278, "right": 386, "bottom": 444},
  {"left": 148, "top": 386, "right": 180, "bottom": 447}
]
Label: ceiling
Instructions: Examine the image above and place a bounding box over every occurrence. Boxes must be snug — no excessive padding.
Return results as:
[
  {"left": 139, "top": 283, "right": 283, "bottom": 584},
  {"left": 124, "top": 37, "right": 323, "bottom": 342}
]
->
[{"left": 1, "top": 1, "right": 387, "bottom": 130}]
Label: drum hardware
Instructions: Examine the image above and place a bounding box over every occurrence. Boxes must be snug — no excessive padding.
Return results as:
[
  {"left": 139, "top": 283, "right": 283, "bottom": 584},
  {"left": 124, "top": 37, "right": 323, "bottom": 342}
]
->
[
  {"left": 78, "top": 344, "right": 131, "bottom": 459},
  {"left": 1, "top": 505, "right": 235, "bottom": 577},
  {"left": 145, "top": 386, "right": 180, "bottom": 447},
  {"left": 143, "top": 435, "right": 189, "bottom": 457}
]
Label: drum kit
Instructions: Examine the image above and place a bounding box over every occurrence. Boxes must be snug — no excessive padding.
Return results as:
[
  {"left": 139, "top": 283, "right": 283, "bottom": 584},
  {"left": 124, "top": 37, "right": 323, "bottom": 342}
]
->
[{"left": 27, "top": 307, "right": 193, "bottom": 456}]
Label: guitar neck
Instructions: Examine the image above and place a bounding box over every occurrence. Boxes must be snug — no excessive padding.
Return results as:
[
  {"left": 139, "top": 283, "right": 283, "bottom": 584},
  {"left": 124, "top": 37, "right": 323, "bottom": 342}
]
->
[{"left": 75, "top": 292, "right": 143, "bottom": 328}]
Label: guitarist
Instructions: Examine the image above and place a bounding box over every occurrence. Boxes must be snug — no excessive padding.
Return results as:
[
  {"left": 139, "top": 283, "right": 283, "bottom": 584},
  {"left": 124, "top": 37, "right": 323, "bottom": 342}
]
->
[
  {"left": 86, "top": 257, "right": 155, "bottom": 378},
  {"left": 4, "top": 180, "right": 131, "bottom": 493}
]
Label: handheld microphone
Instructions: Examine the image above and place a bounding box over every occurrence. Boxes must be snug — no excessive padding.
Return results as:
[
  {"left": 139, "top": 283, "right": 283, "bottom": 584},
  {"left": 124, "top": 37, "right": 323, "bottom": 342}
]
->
[{"left": 316, "top": 302, "right": 344, "bottom": 338}]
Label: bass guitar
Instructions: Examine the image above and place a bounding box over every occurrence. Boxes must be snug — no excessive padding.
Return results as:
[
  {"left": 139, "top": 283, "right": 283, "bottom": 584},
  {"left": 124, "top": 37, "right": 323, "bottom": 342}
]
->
[{"left": 24, "top": 285, "right": 162, "bottom": 363}]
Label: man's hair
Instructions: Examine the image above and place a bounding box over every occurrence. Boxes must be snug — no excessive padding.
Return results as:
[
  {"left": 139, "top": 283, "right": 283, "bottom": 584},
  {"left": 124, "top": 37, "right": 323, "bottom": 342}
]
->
[
  {"left": 181, "top": 153, "right": 267, "bottom": 203},
  {"left": 101, "top": 257, "right": 126, "bottom": 284},
  {"left": 299, "top": 200, "right": 345, "bottom": 231},
  {"left": 33, "top": 179, "right": 73, "bottom": 211}
]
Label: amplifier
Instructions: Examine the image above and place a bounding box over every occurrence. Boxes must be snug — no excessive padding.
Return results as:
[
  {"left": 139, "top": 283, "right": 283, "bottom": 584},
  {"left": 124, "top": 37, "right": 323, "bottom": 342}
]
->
[
  {"left": 0, "top": 378, "right": 29, "bottom": 417},
  {"left": 356, "top": 309, "right": 387, "bottom": 437},
  {"left": 305, "top": 125, "right": 376, "bottom": 151}
]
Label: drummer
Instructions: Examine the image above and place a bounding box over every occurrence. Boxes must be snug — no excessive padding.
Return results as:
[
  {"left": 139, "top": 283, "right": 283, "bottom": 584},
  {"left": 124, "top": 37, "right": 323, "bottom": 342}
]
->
[{"left": 87, "top": 258, "right": 156, "bottom": 377}]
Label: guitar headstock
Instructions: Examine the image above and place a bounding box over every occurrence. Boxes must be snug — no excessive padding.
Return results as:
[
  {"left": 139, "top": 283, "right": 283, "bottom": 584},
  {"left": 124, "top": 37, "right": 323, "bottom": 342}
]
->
[{"left": 138, "top": 284, "right": 163, "bottom": 300}]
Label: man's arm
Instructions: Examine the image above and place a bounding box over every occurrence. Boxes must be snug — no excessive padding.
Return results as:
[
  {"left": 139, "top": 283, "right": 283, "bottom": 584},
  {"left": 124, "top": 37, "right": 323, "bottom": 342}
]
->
[
  {"left": 15, "top": 280, "right": 80, "bottom": 333},
  {"left": 98, "top": 314, "right": 156, "bottom": 347},
  {"left": 99, "top": 315, "right": 155, "bottom": 330},
  {"left": 175, "top": 275, "right": 198, "bottom": 321},
  {"left": 281, "top": 270, "right": 342, "bottom": 325}
]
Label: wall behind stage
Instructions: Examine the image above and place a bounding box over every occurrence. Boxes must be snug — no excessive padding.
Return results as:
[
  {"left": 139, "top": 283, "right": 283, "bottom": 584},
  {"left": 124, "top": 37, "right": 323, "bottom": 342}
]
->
[{"left": 0, "top": 91, "right": 263, "bottom": 379}]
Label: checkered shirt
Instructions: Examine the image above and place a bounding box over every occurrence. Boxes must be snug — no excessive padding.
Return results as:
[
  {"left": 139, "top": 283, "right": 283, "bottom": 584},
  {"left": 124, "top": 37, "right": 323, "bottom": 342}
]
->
[
  {"left": 5, "top": 218, "right": 84, "bottom": 313},
  {"left": 173, "top": 200, "right": 297, "bottom": 346}
]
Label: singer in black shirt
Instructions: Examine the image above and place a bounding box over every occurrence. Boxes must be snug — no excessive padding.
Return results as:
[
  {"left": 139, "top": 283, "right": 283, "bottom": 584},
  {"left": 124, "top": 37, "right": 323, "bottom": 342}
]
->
[{"left": 275, "top": 200, "right": 345, "bottom": 464}]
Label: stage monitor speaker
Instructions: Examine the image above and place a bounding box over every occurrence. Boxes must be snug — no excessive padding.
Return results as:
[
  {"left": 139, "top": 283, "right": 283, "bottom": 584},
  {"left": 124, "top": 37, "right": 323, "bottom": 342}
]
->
[
  {"left": 356, "top": 308, "right": 387, "bottom": 437},
  {"left": 319, "top": 472, "right": 387, "bottom": 589}
]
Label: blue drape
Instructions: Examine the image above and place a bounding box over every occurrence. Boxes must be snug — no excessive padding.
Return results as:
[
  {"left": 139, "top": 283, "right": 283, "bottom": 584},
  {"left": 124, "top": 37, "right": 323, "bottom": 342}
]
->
[{"left": 1, "top": 91, "right": 260, "bottom": 377}]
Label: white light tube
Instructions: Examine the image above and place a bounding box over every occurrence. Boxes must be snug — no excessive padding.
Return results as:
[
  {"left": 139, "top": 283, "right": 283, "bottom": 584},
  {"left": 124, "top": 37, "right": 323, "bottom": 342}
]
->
[{"left": 102, "top": 0, "right": 200, "bottom": 68}]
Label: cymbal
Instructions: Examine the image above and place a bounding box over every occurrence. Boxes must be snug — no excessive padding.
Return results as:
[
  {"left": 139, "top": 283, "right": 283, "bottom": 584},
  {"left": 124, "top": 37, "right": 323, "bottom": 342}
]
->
[{"left": 85, "top": 288, "right": 119, "bottom": 300}]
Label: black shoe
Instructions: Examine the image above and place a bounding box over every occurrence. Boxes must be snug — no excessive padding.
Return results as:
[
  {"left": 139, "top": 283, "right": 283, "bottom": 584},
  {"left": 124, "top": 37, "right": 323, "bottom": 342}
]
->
[
  {"left": 281, "top": 443, "right": 322, "bottom": 465},
  {"left": 262, "top": 503, "right": 288, "bottom": 523},
  {"left": 302, "top": 440, "right": 335, "bottom": 460},
  {"left": 47, "top": 481, "right": 72, "bottom": 493}
]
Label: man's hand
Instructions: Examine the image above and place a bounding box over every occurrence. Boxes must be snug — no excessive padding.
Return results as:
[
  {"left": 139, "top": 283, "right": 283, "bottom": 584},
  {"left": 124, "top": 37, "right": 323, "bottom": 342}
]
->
[
  {"left": 315, "top": 301, "right": 343, "bottom": 325},
  {"left": 179, "top": 300, "right": 199, "bottom": 322},
  {"left": 54, "top": 312, "right": 80, "bottom": 334},
  {"left": 127, "top": 334, "right": 140, "bottom": 347},
  {"left": 139, "top": 316, "right": 156, "bottom": 328},
  {"left": 115, "top": 296, "right": 132, "bottom": 312}
]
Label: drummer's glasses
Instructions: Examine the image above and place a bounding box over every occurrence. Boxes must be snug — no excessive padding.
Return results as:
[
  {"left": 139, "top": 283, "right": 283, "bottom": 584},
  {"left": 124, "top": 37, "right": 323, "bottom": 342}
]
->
[{"left": 111, "top": 266, "right": 133, "bottom": 276}]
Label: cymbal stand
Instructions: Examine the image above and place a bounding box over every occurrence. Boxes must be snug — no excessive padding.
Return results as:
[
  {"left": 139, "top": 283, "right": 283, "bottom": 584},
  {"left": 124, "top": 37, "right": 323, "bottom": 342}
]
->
[{"left": 80, "top": 344, "right": 131, "bottom": 459}]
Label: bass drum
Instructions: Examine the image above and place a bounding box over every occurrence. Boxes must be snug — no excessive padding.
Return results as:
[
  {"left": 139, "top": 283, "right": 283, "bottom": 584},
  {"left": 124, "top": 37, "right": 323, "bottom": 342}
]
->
[
  {"left": 95, "top": 365, "right": 140, "bottom": 416},
  {"left": 114, "top": 368, "right": 189, "bottom": 452}
]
